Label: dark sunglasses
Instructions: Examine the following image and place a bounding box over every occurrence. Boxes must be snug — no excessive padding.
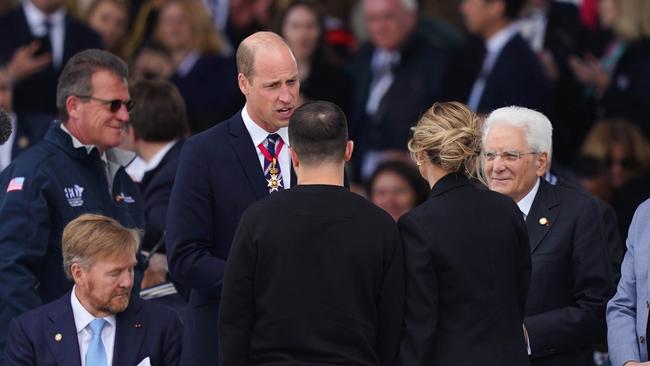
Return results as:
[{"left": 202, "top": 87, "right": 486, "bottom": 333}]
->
[
  {"left": 605, "top": 156, "right": 639, "bottom": 169},
  {"left": 77, "top": 95, "right": 135, "bottom": 113}
]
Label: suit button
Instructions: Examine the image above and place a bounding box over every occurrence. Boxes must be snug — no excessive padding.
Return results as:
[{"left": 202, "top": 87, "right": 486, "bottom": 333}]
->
[{"left": 641, "top": 336, "right": 645, "bottom": 343}]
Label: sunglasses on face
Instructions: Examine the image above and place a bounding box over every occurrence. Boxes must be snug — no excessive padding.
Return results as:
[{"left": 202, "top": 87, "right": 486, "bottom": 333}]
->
[{"left": 77, "top": 95, "right": 135, "bottom": 113}]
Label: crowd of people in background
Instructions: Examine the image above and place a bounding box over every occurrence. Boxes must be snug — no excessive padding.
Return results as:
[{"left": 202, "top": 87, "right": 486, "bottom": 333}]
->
[{"left": 0, "top": 0, "right": 649, "bottom": 365}]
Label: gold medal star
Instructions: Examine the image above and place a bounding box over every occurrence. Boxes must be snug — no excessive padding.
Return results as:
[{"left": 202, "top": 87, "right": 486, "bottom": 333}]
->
[{"left": 267, "top": 174, "right": 282, "bottom": 192}]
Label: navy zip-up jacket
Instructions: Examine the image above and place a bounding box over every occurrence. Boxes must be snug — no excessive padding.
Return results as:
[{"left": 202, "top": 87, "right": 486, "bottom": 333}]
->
[{"left": 0, "top": 122, "right": 143, "bottom": 361}]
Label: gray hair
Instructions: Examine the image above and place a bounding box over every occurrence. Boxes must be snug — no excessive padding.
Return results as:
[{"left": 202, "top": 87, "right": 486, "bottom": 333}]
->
[
  {"left": 483, "top": 106, "right": 554, "bottom": 163},
  {"left": 56, "top": 49, "right": 129, "bottom": 122},
  {"left": 401, "top": 0, "right": 418, "bottom": 12}
]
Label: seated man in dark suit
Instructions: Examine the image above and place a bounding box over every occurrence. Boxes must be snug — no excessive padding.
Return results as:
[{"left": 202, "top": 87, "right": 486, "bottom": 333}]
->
[
  {"left": 349, "top": 0, "right": 450, "bottom": 180},
  {"left": 0, "top": 0, "right": 102, "bottom": 120},
  {"left": 448, "top": 0, "right": 550, "bottom": 115},
  {"left": 4, "top": 213, "right": 182, "bottom": 366},
  {"left": 219, "top": 101, "right": 404, "bottom": 366},
  {"left": 482, "top": 106, "right": 614, "bottom": 366},
  {"left": 121, "top": 79, "right": 188, "bottom": 290}
]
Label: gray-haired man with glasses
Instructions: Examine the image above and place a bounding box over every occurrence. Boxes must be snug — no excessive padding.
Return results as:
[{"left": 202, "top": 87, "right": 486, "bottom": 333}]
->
[
  {"left": 482, "top": 106, "right": 613, "bottom": 366},
  {"left": 0, "top": 49, "right": 144, "bottom": 362}
]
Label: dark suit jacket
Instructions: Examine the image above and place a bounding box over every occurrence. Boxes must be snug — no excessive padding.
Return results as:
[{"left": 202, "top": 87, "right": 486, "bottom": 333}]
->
[
  {"left": 219, "top": 184, "right": 404, "bottom": 366},
  {"left": 524, "top": 179, "right": 614, "bottom": 366},
  {"left": 0, "top": 6, "right": 102, "bottom": 116},
  {"left": 170, "top": 55, "right": 243, "bottom": 134},
  {"left": 166, "top": 112, "right": 296, "bottom": 366},
  {"left": 445, "top": 34, "right": 550, "bottom": 115},
  {"left": 4, "top": 291, "right": 182, "bottom": 366},
  {"left": 349, "top": 33, "right": 450, "bottom": 177},
  {"left": 397, "top": 173, "right": 531, "bottom": 366},
  {"left": 138, "top": 140, "right": 184, "bottom": 253}
]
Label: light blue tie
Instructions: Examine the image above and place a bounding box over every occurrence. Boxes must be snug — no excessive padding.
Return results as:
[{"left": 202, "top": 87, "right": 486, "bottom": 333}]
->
[{"left": 86, "top": 318, "right": 108, "bottom": 366}]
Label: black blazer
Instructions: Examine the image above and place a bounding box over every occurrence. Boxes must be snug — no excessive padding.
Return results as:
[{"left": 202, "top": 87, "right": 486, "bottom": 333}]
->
[
  {"left": 523, "top": 179, "right": 614, "bottom": 366},
  {"left": 165, "top": 112, "right": 296, "bottom": 366},
  {"left": 397, "top": 173, "right": 531, "bottom": 366},
  {"left": 0, "top": 6, "right": 102, "bottom": 116},
  {"left": 219, "top": 184, "right": 404, "bottom": 366},
  {"left": 138, "top": 139, "right": 183, "bottom": 253}
]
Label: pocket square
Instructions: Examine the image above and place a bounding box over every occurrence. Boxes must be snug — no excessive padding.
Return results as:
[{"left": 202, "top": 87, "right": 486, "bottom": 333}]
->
[{"left": 136, "top": 357, "right": 151, "bottom": 366}]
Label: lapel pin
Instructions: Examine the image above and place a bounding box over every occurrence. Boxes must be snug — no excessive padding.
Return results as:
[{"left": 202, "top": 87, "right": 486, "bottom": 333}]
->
[
  {"left": 539, "top": 217, "right": 550, "bottom": 226},
  {"left": 134, "top": 323, "right": 142, "bottom": 328},
  {"left": 54, "top": 333, "right": 62, "bottom": 342}
]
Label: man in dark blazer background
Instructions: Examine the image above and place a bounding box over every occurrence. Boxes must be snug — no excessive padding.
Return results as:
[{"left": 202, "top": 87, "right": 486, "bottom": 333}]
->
[
  {"left": 483, "top": 106, "right": 614, "bottom": 366},
  {"left": 0, "top": 0, "right": 102, "bottom": 121},
  {"left": 349, "top": 0, "right": 450, "bottom": 180},
  {"left": 165, "top": 31, "right": 299, "bottom": 366},
  {"left": 4, "top": 214, "right": 182, "bottom": 366},
  {"left": 219, "top": 101, "right": 404, "bottom": 366},
  {"left": 447, "top": 0, "right": 549, "bottom": 115}
]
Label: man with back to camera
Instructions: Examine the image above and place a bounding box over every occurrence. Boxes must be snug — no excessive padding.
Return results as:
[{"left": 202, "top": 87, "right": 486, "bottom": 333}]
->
[{"left": 219, "top": 101, "right": 404, "bottom": 366}]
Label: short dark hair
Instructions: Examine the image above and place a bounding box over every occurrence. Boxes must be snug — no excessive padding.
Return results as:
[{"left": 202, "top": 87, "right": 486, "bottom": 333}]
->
[
  {"left": 128, "top": 79, "right": 188, "bottom": 142},
  {"left": 289, "top": 101, "right": 348, "bottom": 165},
  {"left": 366, "top": 160, "right": 430, "bottom": 205},
  {"left": 57, "top": 49, "right": 129, "bottom": 122}
]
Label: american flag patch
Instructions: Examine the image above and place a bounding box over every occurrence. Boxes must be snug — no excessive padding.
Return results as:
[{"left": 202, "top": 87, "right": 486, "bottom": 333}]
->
[{"left": 6, "top": 177, "right": 25, "bottom": 192}]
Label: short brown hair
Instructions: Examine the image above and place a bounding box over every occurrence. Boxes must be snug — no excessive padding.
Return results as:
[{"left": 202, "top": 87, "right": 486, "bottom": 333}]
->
[
  {"left": 129, "top": 79, "right": 189, "bottom": 141},
  {"left": 62, "top": 214, "right": 140, "bottom": 279}
]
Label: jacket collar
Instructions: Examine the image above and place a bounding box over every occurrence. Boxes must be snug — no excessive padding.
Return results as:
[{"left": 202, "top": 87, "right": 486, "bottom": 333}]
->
[
  {"left": 525, "top": 178, "right": 560, "bottom": 253},
  {"left": 45, "top": 291, "right": 82, "bottom": 366},
  {"left": 429, "top": 172, "right": 473, "bottom": 197}
]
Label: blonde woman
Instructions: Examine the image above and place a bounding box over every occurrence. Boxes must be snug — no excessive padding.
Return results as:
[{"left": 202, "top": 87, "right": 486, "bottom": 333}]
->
[{"left": 398, "top": 102, "right": 531, "bottom": 366}]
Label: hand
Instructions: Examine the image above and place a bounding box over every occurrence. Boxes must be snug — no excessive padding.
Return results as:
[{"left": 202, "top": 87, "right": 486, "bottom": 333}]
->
[
  {"left": 141, "top": 253, "right": 168, "bottom": 289},
  {"left": 623, "top": 362, "right": 650, "bottom": 366},
  {"left": 568, "top": 54, "right": 611, "bottom": 94},
  {"left": 6, "top": 41, "right": 51, "bottom": 82}
]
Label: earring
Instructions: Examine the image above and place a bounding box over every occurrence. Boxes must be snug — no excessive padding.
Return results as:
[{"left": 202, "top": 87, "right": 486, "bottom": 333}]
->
[{"left": 416, "top": 160, "right": 423, "bottom": 167}]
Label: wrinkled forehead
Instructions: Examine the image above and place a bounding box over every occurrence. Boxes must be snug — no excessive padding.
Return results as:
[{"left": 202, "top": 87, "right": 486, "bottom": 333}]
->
[{"left": 485, "top": 124, "right": 530, "bottom": 151}]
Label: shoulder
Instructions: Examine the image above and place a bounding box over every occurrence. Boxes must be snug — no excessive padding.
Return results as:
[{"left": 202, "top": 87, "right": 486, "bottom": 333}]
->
[
  {"left": 131, "top": 298, "right": 181, "bottom": 326},
  {"left": 11, "top": 298, "right": 61, "bottom": 332},
  {"left": 183, "top": 113, "right": 241, "bottom": 153}
]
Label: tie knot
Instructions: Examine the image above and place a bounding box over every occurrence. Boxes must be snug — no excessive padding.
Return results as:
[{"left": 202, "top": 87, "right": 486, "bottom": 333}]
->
[
  {"left": 266, "top": 133, "right": 280, "bottom": 145},
  {"left": 89, "top": 318, "right": 107, "bottom": 335}
]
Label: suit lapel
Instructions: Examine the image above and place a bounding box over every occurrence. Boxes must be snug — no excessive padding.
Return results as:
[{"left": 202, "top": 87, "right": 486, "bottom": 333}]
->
[
  {"left": 228, "top": 112, "right": 268, "bottom": 199},
  {"left": 113, "top": 297, "right": 146, "bottom": 366},
  {"left": 46, "top": 294, "right": 82, "bottom": 366},
  {"left": 526, "top": 179, "right": 559, "bottom": 253}
]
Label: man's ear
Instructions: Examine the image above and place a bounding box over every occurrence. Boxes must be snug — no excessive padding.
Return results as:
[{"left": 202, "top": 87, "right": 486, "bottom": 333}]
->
[
  {"left": 344, "top": 140, "right": 354, "bottom": 162},
  {"left": 238, "top": 73, "right": 250, "bottom": 96},
  {"left": 70, "top": 263, "right": 84, "bottom": 284},
  {"left": 66, "top": 95, "right": 80, "bottom": 120},
  {"left": 289, "top": 147, "right": 300, "bottom": 168},
  {"left": 535, "top": 152, "right": 549, "bottom": 177}
]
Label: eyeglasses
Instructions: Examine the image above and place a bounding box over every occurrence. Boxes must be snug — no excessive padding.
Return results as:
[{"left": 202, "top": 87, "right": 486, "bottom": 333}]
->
[
  {"left": 77, "top": 95, "right": 135, "bottom": 113},
  {"left": 483, "top": 150, "right": 539, "bottom": 162}
]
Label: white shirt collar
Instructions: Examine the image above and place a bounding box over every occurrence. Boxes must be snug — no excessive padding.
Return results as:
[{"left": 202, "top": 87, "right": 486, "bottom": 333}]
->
[
  {"left": 144, "top": 140, "right": 178, "bottom": 173},
  {"left": 517, "top": 177, "right": 541, "bottom": 217},
  {"left": 60, "top": 123, "right": 136, "bottom": 167},
  {"left": 70, "top": 286, "right": 116, "bottom": 333},
  {"left": 22, "top": 0, "right": 65, "bottom": 35},
  {"left": 241, "top": 104, "right": 290, "bottom": 148},
  {"left": 60, "top": 123, "right": 96, "bottom": 155},
  {"left": 486, "top": 23, "right": 519, "bottom": 55},
  {"left": 176, "top": 51, "right": 200, "bottom": 78}
]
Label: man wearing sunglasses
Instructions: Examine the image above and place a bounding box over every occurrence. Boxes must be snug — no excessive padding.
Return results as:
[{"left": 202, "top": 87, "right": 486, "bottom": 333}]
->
[
  {"left": 482, "top": 106, "right": 614, "bottom": 366},
  {"left": 0, "top": 49, "right": 144, "bottom": 363}
]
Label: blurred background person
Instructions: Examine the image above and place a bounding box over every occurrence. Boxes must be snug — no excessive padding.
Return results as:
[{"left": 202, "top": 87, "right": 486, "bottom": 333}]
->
[
  {"left": 86, "top": 0, "right": 130, "bottom": 59},
  {"left": 349, "top": 0, "right": 450, "bottom": 182},
  {"left": 569, "top": 0, "right": 650, "bottom": 138},
  {"left": 0, "top": 66, "right": 17, "bottom": 173},
  {"left": 120, "top": 79, "right": 188, "bottom": 290},
  {"left": 445, "top": 0, "right": 550, "bottom": 116},
  {"left": 129, "top": 43, "right": 174, "bottom": 81},
  {"left": 275, "top": 0, "right": 352, "bottom": 115},
  {"left": 398, "top": 101, "right": 531, "bottom": 366},
  {"left": 0, "top": 0, "right": 102, "bottom": 121},
  {"left": 154, "top": 0, "right": 242, "bottom": 133},
  {"left": 366, "top": 160, "right": 429, "bottom": 221}
]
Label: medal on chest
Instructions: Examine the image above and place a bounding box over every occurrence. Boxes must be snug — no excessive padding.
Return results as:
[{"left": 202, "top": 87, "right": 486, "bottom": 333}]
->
[{"left": 267, "top": 158, "right": 283, "bottom": 192}]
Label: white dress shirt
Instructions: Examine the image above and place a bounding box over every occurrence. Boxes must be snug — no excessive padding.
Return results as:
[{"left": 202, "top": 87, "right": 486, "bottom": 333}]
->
[
  {"left": 516, "top": 177, "right": 540, "bottom": 220},
  {"left": 0, "top": 113, "right": 17, "bottom": 172},
  {"left": 241, "top": 105, "right": 291, "bottom": 189},
  {"left": 467, "top": 24, "right": 520, "bottom": 111},
  {"left": 22, "top": 0, "right": 66, "bottom": 68},
  {"left": 126, "top": 140, "right": 178, "bottom": 183},
  {"left": 71, "top": 287, "right": 116, "bottom": 366},
  {"left": 365, "top": 49, "right": 400, "bottom": 115}
]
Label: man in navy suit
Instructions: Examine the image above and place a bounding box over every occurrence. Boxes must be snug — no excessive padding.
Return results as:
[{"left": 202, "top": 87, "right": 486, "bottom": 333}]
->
[
  {"left": 483, "top": 106, "right": 613, "bottom": 366},
  {"left": 166, "top": 31, "right": 299, "bottom": 365},
  {"left": 450, "top": 0, "right": 550, "bottom": 115},
  {"left": 0, "top": 0, "right": 102, "bottom": 120},
  {"left": 4, "top": 214, "right": 182, "bottom": 366}
]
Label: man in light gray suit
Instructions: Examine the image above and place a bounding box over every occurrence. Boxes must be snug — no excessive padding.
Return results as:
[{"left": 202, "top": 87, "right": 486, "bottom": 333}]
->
[{"left": 607, "top": 198, "right": 650, "bottom": 366}]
